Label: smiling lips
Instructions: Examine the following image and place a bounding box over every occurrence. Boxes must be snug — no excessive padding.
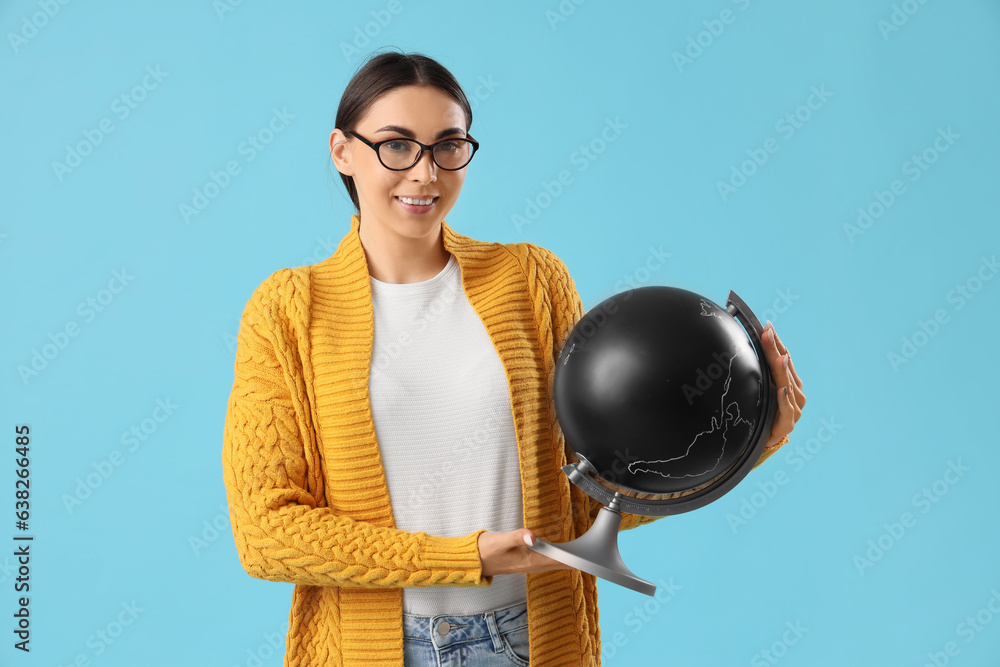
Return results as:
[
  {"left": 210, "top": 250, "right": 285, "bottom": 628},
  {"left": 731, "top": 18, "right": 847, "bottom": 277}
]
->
[{"left": 396, "top": 195, "right": 437, "bottom": 206}]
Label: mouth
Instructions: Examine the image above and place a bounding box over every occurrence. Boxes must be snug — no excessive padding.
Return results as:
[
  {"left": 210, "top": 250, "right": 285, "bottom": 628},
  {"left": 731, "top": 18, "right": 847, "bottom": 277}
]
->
[{"left": 395, "top": 195, "right": 439, "bottom": 213}]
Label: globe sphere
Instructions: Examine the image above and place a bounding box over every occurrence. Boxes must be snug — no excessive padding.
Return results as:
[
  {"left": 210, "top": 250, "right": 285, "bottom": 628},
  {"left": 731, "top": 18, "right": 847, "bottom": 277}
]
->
[{"left": 554, "top": 286, "right": 774, "bottom": 503}]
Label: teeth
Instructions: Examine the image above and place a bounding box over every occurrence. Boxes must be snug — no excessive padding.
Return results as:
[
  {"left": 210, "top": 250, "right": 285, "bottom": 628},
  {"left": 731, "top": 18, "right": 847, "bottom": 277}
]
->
[{"left": 398, "top": 196, "right": 434, "bottom": 206}]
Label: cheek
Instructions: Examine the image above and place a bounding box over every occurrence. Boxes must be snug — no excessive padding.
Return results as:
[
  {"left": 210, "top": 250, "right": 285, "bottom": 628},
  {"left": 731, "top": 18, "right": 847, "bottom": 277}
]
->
[
  {"left": 358, "top": 171, "right": 399, "bottom": 200},
  {"left": 445, "top": 172, "right": 466, "bottom": 194}
]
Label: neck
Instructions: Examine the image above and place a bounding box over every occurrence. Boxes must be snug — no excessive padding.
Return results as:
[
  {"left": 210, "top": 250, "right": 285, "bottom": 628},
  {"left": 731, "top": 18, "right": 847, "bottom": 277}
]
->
[{"left": 357, "top": 214, "right": 451, "bottom": 284}]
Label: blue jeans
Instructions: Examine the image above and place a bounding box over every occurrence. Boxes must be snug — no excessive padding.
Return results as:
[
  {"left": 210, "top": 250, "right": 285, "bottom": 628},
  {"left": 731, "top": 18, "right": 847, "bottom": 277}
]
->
[{"left": 402, "top": 600, "right": 530, "bottom": 666}]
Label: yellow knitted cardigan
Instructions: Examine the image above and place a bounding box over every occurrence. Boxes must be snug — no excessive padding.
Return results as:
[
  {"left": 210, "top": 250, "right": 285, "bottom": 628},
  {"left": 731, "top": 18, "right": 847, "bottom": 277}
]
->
[{"left": 221, "top": 214, "right": 787, "bottom": 666}]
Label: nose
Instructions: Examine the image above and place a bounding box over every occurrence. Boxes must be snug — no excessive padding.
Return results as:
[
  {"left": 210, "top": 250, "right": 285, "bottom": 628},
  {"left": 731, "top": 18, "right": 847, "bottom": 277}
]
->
[{"left": 408, "top": 148, "right": 437, "bottom": 184}]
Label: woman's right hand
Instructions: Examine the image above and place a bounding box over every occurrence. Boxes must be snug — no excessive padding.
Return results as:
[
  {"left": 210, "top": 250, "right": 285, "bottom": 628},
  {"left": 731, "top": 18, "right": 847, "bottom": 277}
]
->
[{"left": 477, "top": 529, "right": 576, "bottom": 577}]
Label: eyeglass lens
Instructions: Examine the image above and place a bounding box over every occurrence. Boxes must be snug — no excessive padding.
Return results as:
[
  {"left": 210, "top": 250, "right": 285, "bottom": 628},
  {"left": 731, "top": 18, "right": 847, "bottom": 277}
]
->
[{"left": 379, "top": 139, "right": 474, "bottom": 170}]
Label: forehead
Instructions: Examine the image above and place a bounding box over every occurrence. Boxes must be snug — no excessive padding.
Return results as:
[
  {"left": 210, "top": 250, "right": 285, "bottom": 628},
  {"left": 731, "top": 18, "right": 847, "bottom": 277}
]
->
[{"left": 358, "top": 85, "right": 466, "bottom": 131}]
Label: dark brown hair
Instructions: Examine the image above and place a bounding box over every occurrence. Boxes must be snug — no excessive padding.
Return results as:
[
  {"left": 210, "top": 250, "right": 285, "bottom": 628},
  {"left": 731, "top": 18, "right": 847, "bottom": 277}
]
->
[{"left": 331, "top": 49, "right": 473, "bottom": 212}]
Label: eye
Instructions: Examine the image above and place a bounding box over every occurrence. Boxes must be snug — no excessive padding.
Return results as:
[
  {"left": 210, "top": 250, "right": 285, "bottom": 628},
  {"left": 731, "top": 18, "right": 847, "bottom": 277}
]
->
[
  {"left": 384, "top": 140, "right": 412, "bottom": 152},
  {"left": 436, "top": 140, "right": 462, "bottom": 153}
]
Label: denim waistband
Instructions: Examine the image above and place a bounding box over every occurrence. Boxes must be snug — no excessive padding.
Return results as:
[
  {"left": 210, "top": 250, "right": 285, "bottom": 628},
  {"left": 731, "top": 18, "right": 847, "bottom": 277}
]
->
[{"left": 402, "top": 600, "right": 528, "bottom": 651}]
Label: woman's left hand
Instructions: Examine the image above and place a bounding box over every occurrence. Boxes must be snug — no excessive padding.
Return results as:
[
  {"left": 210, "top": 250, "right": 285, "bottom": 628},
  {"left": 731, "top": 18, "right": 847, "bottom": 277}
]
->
[{"left": 761, "top": 321, "right": 806, "bottom": 448}]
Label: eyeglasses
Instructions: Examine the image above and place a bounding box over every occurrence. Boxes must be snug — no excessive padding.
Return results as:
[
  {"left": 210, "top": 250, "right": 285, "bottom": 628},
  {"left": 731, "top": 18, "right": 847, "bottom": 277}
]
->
[{"left": 347, "top": 130, "right": 479, "bottom": 171}]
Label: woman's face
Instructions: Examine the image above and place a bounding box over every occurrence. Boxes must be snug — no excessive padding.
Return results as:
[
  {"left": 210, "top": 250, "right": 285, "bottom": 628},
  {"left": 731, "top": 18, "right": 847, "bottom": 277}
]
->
[{"left": 330, "top": 84, "right": 470, "bottom": 239}]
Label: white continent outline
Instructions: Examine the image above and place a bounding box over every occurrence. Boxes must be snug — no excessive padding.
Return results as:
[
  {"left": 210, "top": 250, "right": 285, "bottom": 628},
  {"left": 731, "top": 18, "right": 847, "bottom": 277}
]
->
[
  {"left": 626, "top": 332, "right": 756, "bottom": 480},
  {"left": 699, "top": 298, "right": 725, "bottom": 320}
]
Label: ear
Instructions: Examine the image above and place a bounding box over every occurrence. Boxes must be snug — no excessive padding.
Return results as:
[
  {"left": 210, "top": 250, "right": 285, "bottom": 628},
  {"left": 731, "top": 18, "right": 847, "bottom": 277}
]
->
[{"left": 329, "top": 129, "right": 354, "bottom": 177}]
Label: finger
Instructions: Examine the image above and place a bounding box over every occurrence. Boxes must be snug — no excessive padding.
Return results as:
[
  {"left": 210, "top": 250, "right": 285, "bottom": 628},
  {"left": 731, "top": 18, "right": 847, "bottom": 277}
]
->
[
  {"left": 788, "top": 381, "right": 806, "bottom": 413},
  {"left": 761, "top": 323, "right": 784, "bottom": 377},
  {"left": 787, "top": 365, "right": 806, "bottom": 411},
  {"left": 783, "top": 385, "right": 800, "bottom": 429},
  {"left": 781, "top": 354, "right": 800, "bottom": 410},
  {"left": 786, "top": 384, "right": 802, "bottom": 421},
  {"left": 778, "top": 349, "right": 805, "bottom": 407},
  {"left": 767, "top": 386, "right": 796, "bottom": 446},
  {"left": 785, "top": 352, "right": 804, "bottom": 392},
  {"left": 765, "top": 389, "right": 795, "bottom": 447},
  {"left": 770, "top": 328, "right": 800, "bottom": 387},
  {"left": 757, "top": 326, "right": 803, "bottom": 433},
  {"left": 768, "top": 348, "right": 790, "bottom": 397},
  {"left": 769, "top": 324, "right": 803, "bottom": 394},
  {"left": 777, "top": 355, "right": 804, "bottom": 420},
  {"left": 763, "top": 330, "right": 802, "bottom": 419},
  {"left": 767, "top": 320, "right": 790, "bottom": 355}
]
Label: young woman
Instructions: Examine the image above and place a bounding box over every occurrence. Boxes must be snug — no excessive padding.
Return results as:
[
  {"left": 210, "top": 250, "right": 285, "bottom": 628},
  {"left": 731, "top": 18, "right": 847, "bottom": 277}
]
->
[{"left": 221, "top": 50, "right": 804, "bottom": 667}]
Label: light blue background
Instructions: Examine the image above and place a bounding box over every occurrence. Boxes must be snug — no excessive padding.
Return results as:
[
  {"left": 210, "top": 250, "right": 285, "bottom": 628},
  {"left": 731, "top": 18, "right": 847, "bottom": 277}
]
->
[{"left": 2, "top": 0, "right": 999, "bottom": 665}]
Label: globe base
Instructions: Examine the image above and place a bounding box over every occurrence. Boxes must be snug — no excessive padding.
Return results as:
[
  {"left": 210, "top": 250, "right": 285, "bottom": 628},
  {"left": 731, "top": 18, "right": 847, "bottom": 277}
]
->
[{"left": 528, "top": 494, "right": 656, "bottom": 596}]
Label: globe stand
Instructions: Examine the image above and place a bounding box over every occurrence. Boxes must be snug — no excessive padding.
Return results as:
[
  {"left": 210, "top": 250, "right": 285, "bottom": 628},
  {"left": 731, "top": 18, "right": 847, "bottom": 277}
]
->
[{"left": 528, "top": 456, "right": 657, "bottom": 596}]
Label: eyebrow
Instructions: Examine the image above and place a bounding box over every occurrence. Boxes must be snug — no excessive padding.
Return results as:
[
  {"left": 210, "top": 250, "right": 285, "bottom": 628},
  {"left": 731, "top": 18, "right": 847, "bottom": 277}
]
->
[{"left": 374, "top": 125, "right": 466, "bottom": 140}]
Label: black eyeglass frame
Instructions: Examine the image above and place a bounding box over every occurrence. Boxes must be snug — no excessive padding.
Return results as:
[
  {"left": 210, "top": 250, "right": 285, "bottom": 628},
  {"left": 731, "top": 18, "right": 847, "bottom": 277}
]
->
[{"left": 347, "top": 130, "right": 480, "bottom": 171}]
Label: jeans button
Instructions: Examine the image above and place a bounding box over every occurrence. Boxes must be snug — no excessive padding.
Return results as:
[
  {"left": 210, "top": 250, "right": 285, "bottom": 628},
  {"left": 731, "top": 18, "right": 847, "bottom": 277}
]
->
[{"left": 436, "top": 620, "right": 451, "bottom": 635}]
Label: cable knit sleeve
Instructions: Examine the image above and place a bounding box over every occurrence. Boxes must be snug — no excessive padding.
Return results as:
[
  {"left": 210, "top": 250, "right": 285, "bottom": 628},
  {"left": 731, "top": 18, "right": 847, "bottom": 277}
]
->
[{"left": 221, "top": 271, "right": 492, "bottom": 589}]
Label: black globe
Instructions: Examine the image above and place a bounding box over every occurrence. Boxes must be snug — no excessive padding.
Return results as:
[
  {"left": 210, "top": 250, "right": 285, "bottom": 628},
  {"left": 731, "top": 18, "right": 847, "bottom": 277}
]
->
[{"left": 554, "top": 286, "right": 775, "bottom": 502}]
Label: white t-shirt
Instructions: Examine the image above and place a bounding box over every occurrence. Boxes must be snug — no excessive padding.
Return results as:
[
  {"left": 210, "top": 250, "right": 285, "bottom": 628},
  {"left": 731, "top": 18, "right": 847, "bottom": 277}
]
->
[{"left": 368, "top": 252, "right": 527, "bottom": 616}]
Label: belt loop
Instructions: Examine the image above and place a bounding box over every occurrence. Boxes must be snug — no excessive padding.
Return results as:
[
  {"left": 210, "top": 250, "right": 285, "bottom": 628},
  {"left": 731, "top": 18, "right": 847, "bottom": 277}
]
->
[{"left": 483, "top": 610, "right": 504, "bottom": 653}]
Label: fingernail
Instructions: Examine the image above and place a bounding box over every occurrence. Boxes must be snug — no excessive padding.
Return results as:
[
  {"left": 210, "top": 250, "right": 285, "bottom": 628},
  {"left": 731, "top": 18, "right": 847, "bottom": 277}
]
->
[
  {"left": 782, "top": 387, "right": 788, "bottom": 398},
  {"left": 783, "top": 354, "right": 790, "bottom": 368},
  {"left": 523, "top": 534, "right": 534, "bottom": 547}
]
